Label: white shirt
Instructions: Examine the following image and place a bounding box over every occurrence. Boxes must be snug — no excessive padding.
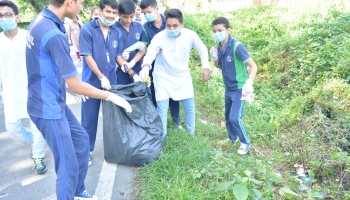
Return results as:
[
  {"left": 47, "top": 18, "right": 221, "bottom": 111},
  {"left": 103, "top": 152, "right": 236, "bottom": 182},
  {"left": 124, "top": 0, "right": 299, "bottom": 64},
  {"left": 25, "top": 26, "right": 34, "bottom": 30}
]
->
[
  {"left": 143, "top": 28, "right": 209, "bottom": 101},
  {"left": 0, "top": 28, "right": 29, "bottom": 123}
]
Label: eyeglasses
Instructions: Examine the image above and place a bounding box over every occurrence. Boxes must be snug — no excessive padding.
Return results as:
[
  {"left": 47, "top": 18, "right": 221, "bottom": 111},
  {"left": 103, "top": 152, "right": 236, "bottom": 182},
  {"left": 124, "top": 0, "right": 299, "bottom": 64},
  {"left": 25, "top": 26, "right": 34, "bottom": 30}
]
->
[{"left": 0, "top": 12, "right": 15, "bottom": 19}]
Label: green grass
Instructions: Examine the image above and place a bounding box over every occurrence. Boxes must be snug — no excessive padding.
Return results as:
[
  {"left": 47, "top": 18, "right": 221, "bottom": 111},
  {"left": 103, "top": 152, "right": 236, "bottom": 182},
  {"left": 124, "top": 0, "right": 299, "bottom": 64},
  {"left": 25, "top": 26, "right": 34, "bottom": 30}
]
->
[{"left": 137, "top": 1, "right": 350, "bottom": 199}]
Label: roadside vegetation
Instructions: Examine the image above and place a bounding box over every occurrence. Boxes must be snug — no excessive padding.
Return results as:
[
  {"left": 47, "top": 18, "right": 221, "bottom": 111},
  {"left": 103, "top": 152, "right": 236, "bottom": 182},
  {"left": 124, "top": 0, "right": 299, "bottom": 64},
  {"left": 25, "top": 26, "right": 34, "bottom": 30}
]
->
[{"left": 137, "top": 1, "right": 350, "bottom": 199}]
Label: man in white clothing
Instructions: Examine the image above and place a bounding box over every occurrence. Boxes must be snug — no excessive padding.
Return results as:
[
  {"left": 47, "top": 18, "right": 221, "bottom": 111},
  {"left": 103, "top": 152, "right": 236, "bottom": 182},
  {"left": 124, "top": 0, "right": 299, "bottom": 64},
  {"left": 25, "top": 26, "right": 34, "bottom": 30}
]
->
[
  {"left": 140, "top": 8, "right": 210, "bottom": 138},
  {"left": 0, "top": 0, "right": 47, "bottom": 174}
]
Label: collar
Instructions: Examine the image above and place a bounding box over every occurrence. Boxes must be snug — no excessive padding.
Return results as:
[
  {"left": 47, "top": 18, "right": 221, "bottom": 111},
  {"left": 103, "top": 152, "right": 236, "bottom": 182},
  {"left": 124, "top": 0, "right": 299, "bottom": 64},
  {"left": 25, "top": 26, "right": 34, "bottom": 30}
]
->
[
  {"left": 115, "top": 19, "right": 135, "bottom": 28},
  {"left": 219, "top": 36, "right": 233, "bottom": 49},
  {"left": 41, "top": 7, "right": 66, "bottom": 33},
  {"left": 91, "top": 18, "right": 116, "bottom": 30},
  {"left": 147, "top": 14, "right": 165, "bottom": 28}
]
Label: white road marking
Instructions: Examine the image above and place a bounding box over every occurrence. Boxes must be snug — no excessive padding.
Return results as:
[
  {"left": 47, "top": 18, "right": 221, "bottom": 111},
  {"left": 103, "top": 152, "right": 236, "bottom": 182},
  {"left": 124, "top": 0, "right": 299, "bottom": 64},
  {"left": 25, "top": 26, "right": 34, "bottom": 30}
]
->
[{"left": 94, "top": 161, "right": 118, "bottom": 199}]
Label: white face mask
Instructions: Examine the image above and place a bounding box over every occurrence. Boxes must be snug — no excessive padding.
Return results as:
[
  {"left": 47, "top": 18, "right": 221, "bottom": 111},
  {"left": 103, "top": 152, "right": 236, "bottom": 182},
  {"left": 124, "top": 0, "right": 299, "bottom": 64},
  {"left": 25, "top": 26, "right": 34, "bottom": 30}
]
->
[{"left": 92, "top": 15, "right": 100, "bottom": 19}]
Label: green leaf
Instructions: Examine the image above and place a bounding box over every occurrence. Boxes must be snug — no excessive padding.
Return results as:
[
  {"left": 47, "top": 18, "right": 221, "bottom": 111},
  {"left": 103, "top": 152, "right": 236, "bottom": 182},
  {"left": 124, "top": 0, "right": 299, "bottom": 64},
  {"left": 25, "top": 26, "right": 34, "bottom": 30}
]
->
[
  {"left": 215, "top": 181, "right": 232, "bottom": 191},
  {"left": 249, "top": 178, "right": 264, "bottom": 185},
  {"left": 311, "top": 191, "right": 325, "bottom": 198},
  {"left": 331, "top": 152, "right": 340, "bottom": 159},
  {"left": 279, "top": 187, "right": 299, "bottom": 196},
  {"left": 232, "top": 184, "right": 249, "bottom": 200},
  {"left": 252, "top": 189, "right": 262, "bottom": 199}
]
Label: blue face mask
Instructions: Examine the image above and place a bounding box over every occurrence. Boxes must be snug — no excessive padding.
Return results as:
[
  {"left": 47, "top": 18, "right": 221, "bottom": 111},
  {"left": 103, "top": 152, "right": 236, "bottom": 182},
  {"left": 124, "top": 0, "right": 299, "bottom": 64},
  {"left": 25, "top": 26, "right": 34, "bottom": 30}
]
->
[
  {"left": 166, "top": 28, "right": 181, "bottom": 38},
  {"left": 100, "top": 16, "right": 114, "bottom": 26},
  {"left": 213, "top": 31, "right": 227, "bottom": 42},
  {"left": 0, "top": 18, "right": 16, "bottom": 31},
  {"left": 144, "top": 12, "right": 156, "bottom": 22}
]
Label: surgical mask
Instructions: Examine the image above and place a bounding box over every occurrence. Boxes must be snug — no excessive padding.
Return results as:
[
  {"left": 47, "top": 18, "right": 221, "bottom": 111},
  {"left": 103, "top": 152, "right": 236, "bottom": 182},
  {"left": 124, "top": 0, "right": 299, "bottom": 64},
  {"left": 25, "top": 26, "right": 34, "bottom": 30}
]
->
[
  {"left": 134, "top": 15, "right": 141, "bottom": 20},
  {"left": 166, "top": 28, "right": 181, "bottom": 38},
  {"left": 144, "top": 12, "right": 156, "bottom": 22},
  {"left": 100, "top": 16, "right": 114, "bottom": 26},
  {"left": 0, "top": 18, "right": 16, "bottom": 31},
  {"left": 213, "top": 31, "right": 227, "bottom": 42},
  {"left": 92, "top": 15, "right": 100, "bottom": 20}
]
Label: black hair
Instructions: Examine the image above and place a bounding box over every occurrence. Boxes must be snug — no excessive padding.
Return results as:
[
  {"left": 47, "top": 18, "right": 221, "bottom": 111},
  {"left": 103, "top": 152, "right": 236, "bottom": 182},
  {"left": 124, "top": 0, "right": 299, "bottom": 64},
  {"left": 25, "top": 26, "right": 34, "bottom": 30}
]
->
[
  {"left": 99, "top": 0, "right": 119, "bottom": 10},
  {"left": 118, "top": 0, "right": 136, "bottom": 15},
  {"left": 0, "top": 0, "right": 19, "bottom": 15},
  {"left": 164, "top": 8, "right": 183, "bottom": 23},
  {"left": 212, "top": 17, "right": 230, "bottom": 29},
  {"left": 140, "top": 0, "right": 157, "bottom": 9},
  {"left": 49, "top": 0, "right": 66, "bottom": 8},
  {"left": 90, "top": 6, "right": 101, "bottom": 15}
]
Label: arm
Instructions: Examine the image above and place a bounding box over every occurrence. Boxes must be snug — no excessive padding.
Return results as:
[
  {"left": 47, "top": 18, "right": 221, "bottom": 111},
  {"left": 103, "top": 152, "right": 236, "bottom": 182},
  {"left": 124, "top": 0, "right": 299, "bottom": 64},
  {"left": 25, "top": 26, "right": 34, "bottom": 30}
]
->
[
  {"left": 131, "top": 44, "right": 146, "bottom": 63},
  {"left": 85, "top": 55, "right": 104, "bottom": 78},
  {"left": 142, "top": 36, "right": 161, "bottom": 68},
  {"left": 193, "top": 32, "right": 210, "bottom": 82},
  {"left": 65, "top": 75, "right": 109, "bottom": 99},
  {"left": 65, "top": 75, "right": 131, "bottom": 112},
  {"left": 246, "top": 59, "right": 258, "bottom": 82}
]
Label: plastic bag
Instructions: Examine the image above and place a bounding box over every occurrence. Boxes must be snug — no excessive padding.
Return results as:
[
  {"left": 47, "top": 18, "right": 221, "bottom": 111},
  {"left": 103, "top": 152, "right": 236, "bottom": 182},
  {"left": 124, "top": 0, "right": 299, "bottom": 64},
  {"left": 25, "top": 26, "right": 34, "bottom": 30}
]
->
[{"left": 102, "top": 82, "right": 163, "bottom": 166}]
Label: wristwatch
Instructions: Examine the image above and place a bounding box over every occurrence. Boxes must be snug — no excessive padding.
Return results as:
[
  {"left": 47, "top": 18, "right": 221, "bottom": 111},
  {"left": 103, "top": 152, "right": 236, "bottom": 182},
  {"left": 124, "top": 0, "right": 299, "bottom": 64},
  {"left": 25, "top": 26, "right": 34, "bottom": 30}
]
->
[{"left": 129, "top": 72, "right": 136, "bottom": 78}]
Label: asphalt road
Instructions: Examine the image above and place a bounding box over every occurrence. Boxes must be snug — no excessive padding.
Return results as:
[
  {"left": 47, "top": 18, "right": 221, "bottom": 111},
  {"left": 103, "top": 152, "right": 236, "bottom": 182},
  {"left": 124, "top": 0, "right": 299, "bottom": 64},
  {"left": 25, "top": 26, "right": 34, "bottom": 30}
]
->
[{"left": 0, "top": 48, "right": 137, "bottom": 200}]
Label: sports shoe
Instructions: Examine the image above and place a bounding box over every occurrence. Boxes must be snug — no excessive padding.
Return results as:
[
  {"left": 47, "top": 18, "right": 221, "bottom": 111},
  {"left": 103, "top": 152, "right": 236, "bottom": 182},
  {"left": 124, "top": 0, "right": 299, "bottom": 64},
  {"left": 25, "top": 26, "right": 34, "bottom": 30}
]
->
[
  {"left": 174, "top": 122, "right": 184, "bottom": 131},
  {"left": 237, "top": 143, "right": 251, "bottom": 155},
  {"left": 74, "top": 190, "right": 98, "bottom": 200},
  {"left": 88, "top": 152, "right": 92, "bottom": 167},
  {"left": 33, "top": 158, "right": 47, "bottom": 174}
]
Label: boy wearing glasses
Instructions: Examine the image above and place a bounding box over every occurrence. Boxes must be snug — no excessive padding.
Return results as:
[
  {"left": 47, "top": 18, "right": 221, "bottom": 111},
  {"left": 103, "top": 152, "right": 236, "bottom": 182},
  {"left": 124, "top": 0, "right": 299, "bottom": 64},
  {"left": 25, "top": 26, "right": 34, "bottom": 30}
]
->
[{"left": 0, "top": 0, "right": 48, "bottom": 174}]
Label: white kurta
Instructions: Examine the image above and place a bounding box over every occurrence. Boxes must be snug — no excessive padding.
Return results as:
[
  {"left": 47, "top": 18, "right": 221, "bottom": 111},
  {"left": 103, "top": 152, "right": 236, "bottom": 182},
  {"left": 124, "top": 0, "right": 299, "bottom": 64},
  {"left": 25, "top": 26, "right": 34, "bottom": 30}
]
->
[
  {"left": 143, "top": 28, "right": 209, "bottom": 101},
  {"left": 0, "top": 29, "right": 29, "bottom": 123}
]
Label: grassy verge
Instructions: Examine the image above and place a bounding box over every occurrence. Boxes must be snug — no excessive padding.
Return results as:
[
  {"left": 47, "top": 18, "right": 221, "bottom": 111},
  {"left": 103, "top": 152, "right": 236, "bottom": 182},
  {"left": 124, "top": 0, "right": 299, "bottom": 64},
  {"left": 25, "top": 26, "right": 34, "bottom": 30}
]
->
[{"left": 137, "top": 1, "right": 350, "bottom": 199}]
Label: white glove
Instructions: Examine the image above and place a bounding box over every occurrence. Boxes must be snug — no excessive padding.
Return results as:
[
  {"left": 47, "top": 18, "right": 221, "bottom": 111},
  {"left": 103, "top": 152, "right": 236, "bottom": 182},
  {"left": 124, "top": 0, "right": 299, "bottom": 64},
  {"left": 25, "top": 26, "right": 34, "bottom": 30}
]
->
[
  {"left": 122, "top": 51, "right": 130, "bottom": 60},
  {"left": 209, "top": 47, "right": 218, "bottom": 61},
  {"left": 133, "top": 74, "right": 142, "bottom": 82},
  {"left": 100, "top": 76, "right": 111, "bottom": 90},
  {"left": 137, "top": 43, "right": 146, "bottom": 51},
  {"left": 106, "top": 92, "right": 132, "bottom": 113},
  {"left": 66, "top": 88, "right": 89, "bottom": 103},
  {"left": 121, "top": 60, "right": 135, "bottom": 73},
  {"left": 242, "top": 79, "right": 254, "bottom": 94},
  {"left": 139, "top": 66, "right": 150, "bottom": 81}
]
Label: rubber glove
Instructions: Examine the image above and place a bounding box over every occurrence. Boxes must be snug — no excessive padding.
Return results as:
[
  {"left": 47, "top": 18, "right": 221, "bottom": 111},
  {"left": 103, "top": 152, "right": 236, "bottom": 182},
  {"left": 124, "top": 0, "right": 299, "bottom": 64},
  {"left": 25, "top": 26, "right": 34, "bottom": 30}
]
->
[
  {"left": 122, "top": 51, "right": 130, "bottom": 60},
  {"left": 209, "top": 47, "right": 218, "bottom": 61},
  {"left": 242, "top": 79, "right": 254, "bottom": 94},
  {"left": 66, "top": 88, "right": 89, "bottom": 103},
  {"left": 106, "top": 92, "right": 132, "bottom": 113},
  {"left": 133, "top": 74, "right": 142, "bottom": 82},
  {"left": 139, "top": 66, "right": 150, "bottom": 81},
  {"left": 100, "top": 76, "right": 111, "bottom": 90},
  {"left": 121, "top": 60, "right": 135, "bottom": 73}
]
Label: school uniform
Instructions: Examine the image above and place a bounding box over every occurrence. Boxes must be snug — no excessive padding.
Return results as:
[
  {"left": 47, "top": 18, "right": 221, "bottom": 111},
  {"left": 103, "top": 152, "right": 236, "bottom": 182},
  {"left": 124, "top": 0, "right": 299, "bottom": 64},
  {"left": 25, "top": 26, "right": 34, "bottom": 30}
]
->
[
  {"left": 26, "top": 7, "right": 89, "bottom": 199},
  {"left": 79, "top": 19, "right": 124, "bottom": 152},
  {"left": 115, "top": 20, "right": 142, "bottom": 84},
  {"left": 217, "top": 36, "right": 251, "bottom": 144}
]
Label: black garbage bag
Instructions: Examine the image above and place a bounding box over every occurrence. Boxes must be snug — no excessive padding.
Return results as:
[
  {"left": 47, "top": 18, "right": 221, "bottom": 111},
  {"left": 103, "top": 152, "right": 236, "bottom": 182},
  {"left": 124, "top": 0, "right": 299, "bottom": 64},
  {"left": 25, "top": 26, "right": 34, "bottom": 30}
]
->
[{"left": 102, "top": 82, "right": 163, "bottom": 166}]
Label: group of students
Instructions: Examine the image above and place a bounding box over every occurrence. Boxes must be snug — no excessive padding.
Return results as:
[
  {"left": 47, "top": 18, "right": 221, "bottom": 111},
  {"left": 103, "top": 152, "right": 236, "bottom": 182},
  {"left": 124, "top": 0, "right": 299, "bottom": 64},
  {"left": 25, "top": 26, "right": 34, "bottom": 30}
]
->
[{"left": 0, "top": 0, "right": 257, "bottom": 199}]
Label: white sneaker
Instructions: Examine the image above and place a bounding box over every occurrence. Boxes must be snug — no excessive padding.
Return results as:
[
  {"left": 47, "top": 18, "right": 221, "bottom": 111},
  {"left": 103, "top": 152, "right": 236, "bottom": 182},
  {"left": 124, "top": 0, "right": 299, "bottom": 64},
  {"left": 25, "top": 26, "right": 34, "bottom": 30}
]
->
[
  {"left": 88, "top": 152, "right": 92, "bottom": 167},
  {"left": 237, "top": 143, "right": 251, "bottom": 155}
]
